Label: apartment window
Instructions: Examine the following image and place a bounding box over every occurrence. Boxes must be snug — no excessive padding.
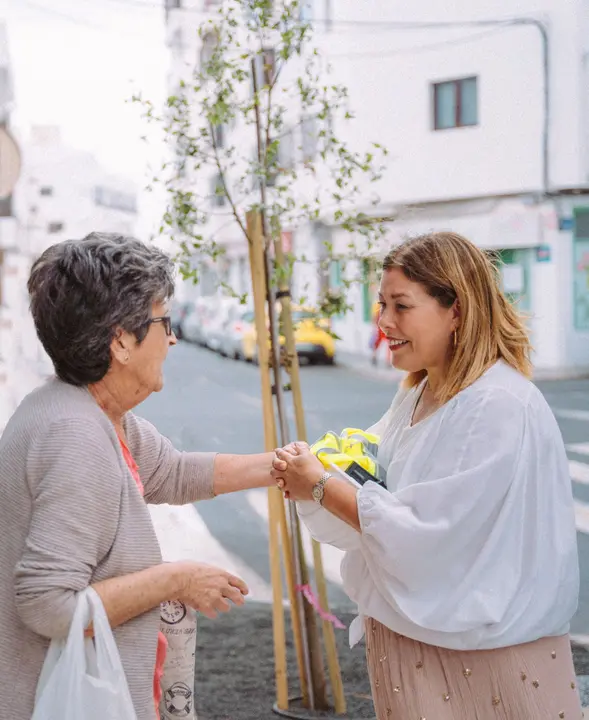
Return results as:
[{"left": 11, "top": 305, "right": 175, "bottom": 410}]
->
[
  {"left": 39, "top": 186, "right": 53, "bottom": 197},
  {"left": 211, "top": 173, "right": 225, "bottom": 207},
  {"left": 170, "top": 28, "right": 183, "bottom": 52},
  {"left": 301, "top": 115, "right": 317, "bottom": 162},
  {"left": 433, "top": 77, "right": 478, "bottom": 130},
  {"left": 212, "top": 123, "right": 225, "bottom": 149},
  {"left": 200, "top": 31, "right": 217, "bottom": 69},
  {"left": 48, "top": 222, "right": 64, "bottom": 234},
  {"left": 299, "top": 0, "right": 313, "bottom": 21},
  {"left": 252, "top": 48, "right": 276, "bottom": 92},
  {"left": 323, "top": 0, "right": 332, "bottom": 31},
  {"left": 0, "top": 196, "right": 11, "bottom": 218},
  {"left": 277, "top": 128, "right": 295, "bottom": 171}
]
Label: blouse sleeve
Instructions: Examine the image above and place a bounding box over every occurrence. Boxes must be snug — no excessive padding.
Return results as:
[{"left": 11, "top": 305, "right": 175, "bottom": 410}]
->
[
  {"left": 297, "top": 500, "right": 361, "bottom": 551},
  {"left": 125, "top": 413, "right": 216, "bottom": 505},
  {"left": 356, "top": 386, "right": 529, "bottom": 632}
]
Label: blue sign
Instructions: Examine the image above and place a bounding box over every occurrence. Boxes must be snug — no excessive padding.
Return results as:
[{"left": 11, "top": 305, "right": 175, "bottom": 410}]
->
[
  {"left": 559, "top": 217, "right": 575, "bottom": 231},
  {"left": 536, "top": 245, "right": 551, "bottom": 263}
]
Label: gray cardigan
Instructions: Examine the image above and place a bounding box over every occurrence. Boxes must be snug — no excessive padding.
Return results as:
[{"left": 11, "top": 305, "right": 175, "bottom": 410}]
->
[{"left": 0, "top": 377, "right": 216, "bottom": 719}]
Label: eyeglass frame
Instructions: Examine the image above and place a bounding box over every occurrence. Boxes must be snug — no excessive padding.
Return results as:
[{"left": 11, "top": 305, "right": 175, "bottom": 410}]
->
[{"left": 142, "top": 315, "right": 173, "bottom": 336}]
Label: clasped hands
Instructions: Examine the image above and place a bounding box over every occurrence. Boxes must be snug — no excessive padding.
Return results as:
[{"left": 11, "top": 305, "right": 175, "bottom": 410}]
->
[{"left": 271, "top": 441, "right": 325, "bottom": 502}]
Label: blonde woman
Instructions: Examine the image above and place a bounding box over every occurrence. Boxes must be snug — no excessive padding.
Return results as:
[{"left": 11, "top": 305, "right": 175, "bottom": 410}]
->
[{"left": 272, "top": 232, "right": 581, "bottom": 719}]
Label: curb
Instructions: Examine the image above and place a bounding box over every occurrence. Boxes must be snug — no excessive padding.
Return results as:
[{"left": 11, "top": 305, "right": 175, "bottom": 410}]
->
[
  {"left": 533, "top": 369, "right": 589, "bottom": 382},
  {"left": 336, "top": 352, "right": 589, "bottom": 385}
]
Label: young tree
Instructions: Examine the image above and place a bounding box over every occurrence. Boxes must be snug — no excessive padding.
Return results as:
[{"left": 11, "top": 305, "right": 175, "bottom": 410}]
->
[{"left": 137, "top": 1, "right": 389, "bottom": 713}]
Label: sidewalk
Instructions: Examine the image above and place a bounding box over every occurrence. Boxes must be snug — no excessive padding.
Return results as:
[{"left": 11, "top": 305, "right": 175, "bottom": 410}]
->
[
  {"left": 336, "top": 350, "right": 403, "bottom": 383},
  {"left": 193, "top": 603, "right": 589, "bottom": 719},
  {"left": 336, "top": 350, "right": 589, "bottom": 384}
]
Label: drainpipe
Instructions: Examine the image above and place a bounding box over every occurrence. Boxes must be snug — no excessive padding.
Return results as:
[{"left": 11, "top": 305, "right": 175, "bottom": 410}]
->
[{"left": 512, "top": 19, "right": 550, "bottom": 195}]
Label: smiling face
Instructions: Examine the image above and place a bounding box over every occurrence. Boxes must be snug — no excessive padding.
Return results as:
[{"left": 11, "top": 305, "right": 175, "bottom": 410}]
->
[{"left": 378, "top": 268, "right": 458, "bottom": 375}]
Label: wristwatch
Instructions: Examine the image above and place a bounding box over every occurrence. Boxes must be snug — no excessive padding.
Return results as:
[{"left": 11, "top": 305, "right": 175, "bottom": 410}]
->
[{"left": 312, "top": 471, "right": 331, "bottom": 505}]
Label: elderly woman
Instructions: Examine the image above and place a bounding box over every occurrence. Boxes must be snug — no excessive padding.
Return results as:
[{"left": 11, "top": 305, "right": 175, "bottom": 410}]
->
[
  {"left": 273, "top": 232, "right": 581, "bottom": 719},
  {"left": 0, "top": 232, "right": 277, "bottom": 720}
]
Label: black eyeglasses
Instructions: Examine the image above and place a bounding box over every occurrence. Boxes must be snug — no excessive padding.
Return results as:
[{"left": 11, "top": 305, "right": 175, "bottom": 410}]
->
[{"left": 144, "top": 316, "right": 173, "bottom": 336}]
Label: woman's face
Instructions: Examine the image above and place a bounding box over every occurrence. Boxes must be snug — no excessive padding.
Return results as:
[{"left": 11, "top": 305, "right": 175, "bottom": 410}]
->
[
  {"left": 127, "top": 300, "right": 177, "bottom": 395},
  {"left": 378, "top": 268, "right": 458, "bottom": 374}
]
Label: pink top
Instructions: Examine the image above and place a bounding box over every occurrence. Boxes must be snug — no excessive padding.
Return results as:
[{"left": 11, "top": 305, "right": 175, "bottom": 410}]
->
[{"left": 118, "top": 435, "right": 168, "bottom": 719}]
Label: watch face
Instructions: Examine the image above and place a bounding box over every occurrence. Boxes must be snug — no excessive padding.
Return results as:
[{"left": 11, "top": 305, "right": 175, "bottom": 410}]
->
[{"left": 312, "top": 484, "right": 323, "bottom": 501}]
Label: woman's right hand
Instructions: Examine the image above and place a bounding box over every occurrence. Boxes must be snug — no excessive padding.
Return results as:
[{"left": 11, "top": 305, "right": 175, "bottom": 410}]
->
[{"left": 173, "top": 561, "right": 249, "bottom": 619}]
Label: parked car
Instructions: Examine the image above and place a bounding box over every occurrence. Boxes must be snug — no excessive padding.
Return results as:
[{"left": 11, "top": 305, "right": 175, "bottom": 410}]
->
[
  {"left": 241, "top": 307, "right": 335, "bottom": 365},
  {"left": 218, "top": 308, "right": 255, "bottom": 359},
  {"left": 202, "top": 299, "right": 242, "bottom": 353},
  {"left": 181, "top": 298, "right": 216, "bottom": 346},
  {"left": 170, "top": 301, "right": 194, "bottom": 340}
]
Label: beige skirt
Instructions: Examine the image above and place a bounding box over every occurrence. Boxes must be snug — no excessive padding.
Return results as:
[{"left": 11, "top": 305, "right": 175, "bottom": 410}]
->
[{"left": 365, "top": 618, "right": 583, "bottom": 719}]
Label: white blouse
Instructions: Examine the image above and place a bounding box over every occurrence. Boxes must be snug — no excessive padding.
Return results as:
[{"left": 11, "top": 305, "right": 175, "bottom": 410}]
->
[{"left": 297, "top": 361, "right": 579, "bottom": 650}]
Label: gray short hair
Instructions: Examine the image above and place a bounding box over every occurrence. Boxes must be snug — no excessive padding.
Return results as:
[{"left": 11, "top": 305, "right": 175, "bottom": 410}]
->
[{"left": 28, "top": 232, "right": 176, "bottom": 386}]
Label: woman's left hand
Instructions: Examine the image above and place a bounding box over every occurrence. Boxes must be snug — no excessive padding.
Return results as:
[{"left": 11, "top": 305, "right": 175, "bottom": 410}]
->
[{"left": 271, "top": 446, "right": 325, "bottom": 502}]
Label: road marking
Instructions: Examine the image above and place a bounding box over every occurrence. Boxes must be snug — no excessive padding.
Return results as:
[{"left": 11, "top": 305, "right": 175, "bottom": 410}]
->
[
  {"left": 555, "top": 408, "right": 589, "bottom": 422},
  {"left": 571, "top": 460, "right": 589, "bottom": 485},
  {"left": 568, "top": 442, "right": 589, "bottom": 457},
  {"left": 245, "top": 488, "right": 344, "bottom": 587},
  {"left": 574, "top": 500, "right": 589, "bottom": 534},
  {"left": 149, "top": 503, "right": 273, "bottom": 603}
]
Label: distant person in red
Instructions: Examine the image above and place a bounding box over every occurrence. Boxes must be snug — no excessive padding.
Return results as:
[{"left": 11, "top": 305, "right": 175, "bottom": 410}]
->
[{"left": 370, "top": 300, "right": 388, "bottom": 366}]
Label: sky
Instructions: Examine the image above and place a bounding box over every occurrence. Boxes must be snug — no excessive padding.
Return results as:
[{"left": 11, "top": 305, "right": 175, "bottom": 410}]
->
[{"left": 2, "top": 0, "right": 169, "bottom": 185}]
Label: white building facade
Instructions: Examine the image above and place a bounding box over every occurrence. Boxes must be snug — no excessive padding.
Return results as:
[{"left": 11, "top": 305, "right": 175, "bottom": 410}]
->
[
  {"left": 317, "top": 0, "right": 589, "bottom": 374},
  {"left": 165, "top": 0, "right": 589, "bottom": 373},
  {"left": 0, "top": 120, "right": 139, "bottom": 430}
]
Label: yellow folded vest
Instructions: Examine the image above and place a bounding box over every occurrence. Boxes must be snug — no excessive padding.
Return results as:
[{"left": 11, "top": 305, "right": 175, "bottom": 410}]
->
[{"left": 310, "top": 428, "right": 386, "bottom": 488}]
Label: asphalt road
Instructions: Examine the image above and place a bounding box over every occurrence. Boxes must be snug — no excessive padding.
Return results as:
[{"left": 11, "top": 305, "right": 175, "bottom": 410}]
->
[{"left": 140, "top": 341, "right": 589, "bottom": 640}]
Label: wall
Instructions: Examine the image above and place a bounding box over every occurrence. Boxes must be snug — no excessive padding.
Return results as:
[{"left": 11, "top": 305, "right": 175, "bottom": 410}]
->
[
  {"left": 14, "top": 127, "right": 138, "bottom": 258},
  {"left": 322, "top": 0, "right": 587, "bottom": 197}
]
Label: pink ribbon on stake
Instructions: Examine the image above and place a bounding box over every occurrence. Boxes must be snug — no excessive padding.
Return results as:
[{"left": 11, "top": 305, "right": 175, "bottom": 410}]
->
[{"left": 296, "top": 584, "right": 346, "bottom": 630}]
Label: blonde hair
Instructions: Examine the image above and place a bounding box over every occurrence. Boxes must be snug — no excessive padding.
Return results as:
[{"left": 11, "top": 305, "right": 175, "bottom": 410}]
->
[{"left": 382, "top": 232, "right": 532, "bottom": 404}]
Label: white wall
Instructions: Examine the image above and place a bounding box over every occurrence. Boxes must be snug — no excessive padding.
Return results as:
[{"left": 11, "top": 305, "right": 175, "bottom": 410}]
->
[
  {"left": 14, "top": 127, "right": 138, "bottom": 258},
  {"left": 322, "top": 0, "right": 587, "bottom": 198}
]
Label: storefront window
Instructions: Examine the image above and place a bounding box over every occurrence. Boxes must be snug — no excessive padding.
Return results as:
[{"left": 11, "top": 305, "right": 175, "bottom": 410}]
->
[
  {"left": 573, "top": 208, "right": 589, "bottom": 330},
  {"left": 362, "top": 258, "right": 379, "bottom": 323}
]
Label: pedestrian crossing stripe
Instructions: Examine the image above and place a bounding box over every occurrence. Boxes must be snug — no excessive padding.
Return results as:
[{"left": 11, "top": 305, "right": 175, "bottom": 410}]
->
[
  {"left": 555, "top": 409, "right": 589, "bottom": 422},
  {"left": 571, "top": 460, "right": 589, "bottom": 485},
  {"left": 574, "top": 500, "right": 589, "bottom": 535},
  {"left": 568, "top": 442, "right": 589, "bottom": 457}
]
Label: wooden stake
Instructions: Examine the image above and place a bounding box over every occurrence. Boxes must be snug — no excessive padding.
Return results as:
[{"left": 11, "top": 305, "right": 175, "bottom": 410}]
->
[
  {"left": 247, "top": 211, "right": 288, "bottom": 710},
  {"left": 276, "top": 494, "right": 309, "bottom": 706},
  {"left": 312, "top": 541, "right": 346, "bottom": 714},
  {"left": 273, "top": 230, "right": 347, "bottom": 714}
]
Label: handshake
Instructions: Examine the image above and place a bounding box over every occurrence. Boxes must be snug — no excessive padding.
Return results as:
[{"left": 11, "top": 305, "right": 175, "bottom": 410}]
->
[{"left": 271, "top": 429, "right": 386, "bottom": 502}]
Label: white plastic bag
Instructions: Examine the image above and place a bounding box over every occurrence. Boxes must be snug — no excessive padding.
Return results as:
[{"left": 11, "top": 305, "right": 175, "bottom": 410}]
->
[
  {"left": 32, "top": 587, "right": 137, "bottom": 720},
  {"left": 158, "top": 600, "right": 198, "bottom": 720}
]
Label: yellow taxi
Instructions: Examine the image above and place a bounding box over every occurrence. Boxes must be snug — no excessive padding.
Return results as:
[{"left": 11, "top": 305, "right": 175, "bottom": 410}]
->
[{"left": 242, "top": 307, "right": 336, "bottom": 365}]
